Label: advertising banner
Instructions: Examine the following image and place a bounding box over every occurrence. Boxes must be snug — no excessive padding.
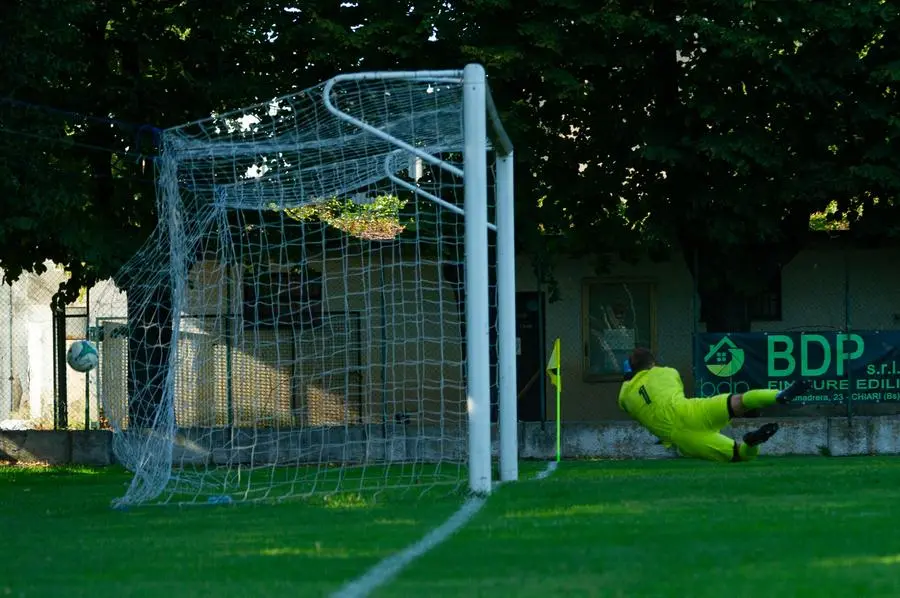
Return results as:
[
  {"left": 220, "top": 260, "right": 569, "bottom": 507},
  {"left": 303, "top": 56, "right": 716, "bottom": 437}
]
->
[{"left": 694, "top": 332, "right": 900, "bottom": 403}]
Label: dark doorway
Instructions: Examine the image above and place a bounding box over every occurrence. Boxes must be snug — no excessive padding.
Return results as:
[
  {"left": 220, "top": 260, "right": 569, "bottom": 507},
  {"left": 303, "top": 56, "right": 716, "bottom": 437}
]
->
[
  {"left": 516, "top": 291, "right": 545, "bottom": 422},
  {"left": 487, "top": 290, "right": 545, "bottom": 423}
]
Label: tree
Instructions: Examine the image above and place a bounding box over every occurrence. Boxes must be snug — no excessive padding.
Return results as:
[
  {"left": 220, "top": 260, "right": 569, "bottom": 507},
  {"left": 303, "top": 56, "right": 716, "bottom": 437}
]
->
[
  {"left": 0, "top": 0, "right": 458, "bottom": 425},
  {"left": 632, "top": 1, "right": 900, "bottom": 331},
  {"left": 432, "top": 0, "right": 671, "bottom": 295},
  {"left": 0, "top": 1, "right": 462, "bottom": 294},
  {"left": 439, "top": 0, "right": 900, "bottom": 331},
  {"left": 5, "top": 0, "right": 897, "bottom": 337},
  {"left": 0, "top": 0, "right": 101, "bottom": 296}
]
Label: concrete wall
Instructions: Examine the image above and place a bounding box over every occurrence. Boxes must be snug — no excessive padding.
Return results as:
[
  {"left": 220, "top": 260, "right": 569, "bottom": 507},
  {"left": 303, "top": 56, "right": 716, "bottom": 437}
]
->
[
  {"left": 768, "top": 246, "right": 900, "bottom": 334},
  {"left": 518, "top": 242, "right": 900, "bottom": 422},
  {"left": 6, "top": 417, "right": 900, "bottom": 466},
  {"left": 519, "top": 417, "right": 900, "bottom": 459},
  {"left": 1, "top": 430, "right": 114, "bottom": 466}
]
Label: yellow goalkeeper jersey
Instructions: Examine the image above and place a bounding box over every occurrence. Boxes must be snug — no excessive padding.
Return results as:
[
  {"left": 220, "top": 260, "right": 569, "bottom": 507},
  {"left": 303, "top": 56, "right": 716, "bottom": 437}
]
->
[{"left": 618, "top": 366, "right": 687, "bottom": 442}]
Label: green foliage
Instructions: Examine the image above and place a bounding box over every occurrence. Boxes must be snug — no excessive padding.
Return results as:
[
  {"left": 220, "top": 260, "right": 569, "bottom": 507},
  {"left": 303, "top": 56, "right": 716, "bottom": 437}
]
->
[
  {"left": 810, "top": 201, "right": 851, "bottom": 232},
  {"left": 2, "top": 0, "right": 898, "bottom": 328},
  {"left": 0, "top": 0, "right": 96, "bottom": 293},
  {"left": 440, "top": 0, "right": 900, "bottom": 329},
  {"left": 0, "top": 0, "right": 444, "bottom": 301},
  {"left": 281, "top": 195, "right": 410, "bottom": 241}
]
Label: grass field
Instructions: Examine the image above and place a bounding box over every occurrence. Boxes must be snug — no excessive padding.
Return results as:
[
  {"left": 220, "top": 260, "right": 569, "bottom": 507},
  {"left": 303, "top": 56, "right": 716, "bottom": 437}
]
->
[{"left": 3, "top": 457, "right": 900, "bottom": 597}]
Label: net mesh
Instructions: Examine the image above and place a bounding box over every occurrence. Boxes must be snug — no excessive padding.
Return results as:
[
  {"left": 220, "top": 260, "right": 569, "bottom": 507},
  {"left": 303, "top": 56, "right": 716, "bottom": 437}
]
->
[{"left": 95, "top": 71, "right": 502, "bottom": 507}]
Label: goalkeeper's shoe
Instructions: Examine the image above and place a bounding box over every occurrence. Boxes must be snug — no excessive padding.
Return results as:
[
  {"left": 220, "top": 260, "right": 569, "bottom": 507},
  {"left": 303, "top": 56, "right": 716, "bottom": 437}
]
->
[
  {"left": 776, "top": 379, "right": 810, "bottom": 404},
  {"left": 743, "top": 422, "right": 779, "bottom": 447}
]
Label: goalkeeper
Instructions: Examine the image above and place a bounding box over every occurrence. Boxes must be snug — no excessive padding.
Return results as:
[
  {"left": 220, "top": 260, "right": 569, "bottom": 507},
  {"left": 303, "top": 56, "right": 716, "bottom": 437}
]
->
[{"left": 618, "top": 348, "right": 808, "bottom": 462}]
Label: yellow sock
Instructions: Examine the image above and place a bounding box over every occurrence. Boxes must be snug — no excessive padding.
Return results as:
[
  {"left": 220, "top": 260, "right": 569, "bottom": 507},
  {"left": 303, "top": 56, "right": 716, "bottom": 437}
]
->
[
  {"left": 741, "top": 389, "right": 778, "bottom": 410},
  {"left": 738, "top": 443, "right": 760, "bottom": 461}
]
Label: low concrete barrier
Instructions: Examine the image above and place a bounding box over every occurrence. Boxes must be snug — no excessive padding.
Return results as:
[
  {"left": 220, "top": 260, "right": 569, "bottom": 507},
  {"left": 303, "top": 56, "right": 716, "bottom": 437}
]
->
[
  {"left": 2, "top": 417, "right": 899, "bottom": 466},
  {"left": 518, "top": 416, "right": 900, "bottom": 459},
  {"left": 1, "top": 430, "right": 112, "bottom": 465}
]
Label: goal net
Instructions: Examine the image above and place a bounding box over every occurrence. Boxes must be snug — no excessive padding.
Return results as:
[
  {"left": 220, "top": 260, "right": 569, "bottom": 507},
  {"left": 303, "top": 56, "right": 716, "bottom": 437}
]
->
[{"left": 96, "top": 64, "right": 518, "bottom": 507}]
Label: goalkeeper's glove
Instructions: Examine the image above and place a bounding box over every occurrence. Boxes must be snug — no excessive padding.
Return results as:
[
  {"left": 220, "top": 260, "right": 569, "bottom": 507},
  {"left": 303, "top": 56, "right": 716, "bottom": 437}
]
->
[{"left": 623, "top": 359, "right": 634, "bottom": 381}]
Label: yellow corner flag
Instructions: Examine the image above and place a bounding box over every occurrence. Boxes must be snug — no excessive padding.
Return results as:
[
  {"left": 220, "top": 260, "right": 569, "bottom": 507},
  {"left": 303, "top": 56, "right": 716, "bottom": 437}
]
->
[
  {"left": 546, "top": 337, "right": 561, "bottom": 392},
  {"left": 546, "top": 337, "right": 562, "bottom": 462}
]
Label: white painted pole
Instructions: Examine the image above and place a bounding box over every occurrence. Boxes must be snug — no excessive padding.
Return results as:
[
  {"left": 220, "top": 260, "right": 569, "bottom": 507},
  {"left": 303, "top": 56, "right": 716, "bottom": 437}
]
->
[
  {"left": 462, "top": 63, "right": 492, "bottom": 495},
  {"left": 496, "top": 153, "right": 518, "bottom": 482}
]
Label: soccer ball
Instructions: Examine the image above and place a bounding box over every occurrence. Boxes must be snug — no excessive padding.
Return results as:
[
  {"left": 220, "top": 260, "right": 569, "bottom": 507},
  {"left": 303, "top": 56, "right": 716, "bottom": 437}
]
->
[{"left": 67, "top": 339, "right": 99, "bottom": 373}]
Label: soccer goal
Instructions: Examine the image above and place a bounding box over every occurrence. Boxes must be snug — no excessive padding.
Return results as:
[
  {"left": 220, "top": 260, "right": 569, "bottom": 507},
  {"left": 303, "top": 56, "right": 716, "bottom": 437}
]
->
[{"left": 97, "top": 64, "right": 518, "bottom": 507}]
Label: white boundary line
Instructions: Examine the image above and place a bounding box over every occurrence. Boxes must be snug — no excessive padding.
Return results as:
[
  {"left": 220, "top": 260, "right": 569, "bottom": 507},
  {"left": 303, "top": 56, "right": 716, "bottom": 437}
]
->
[
  {"left": 534, "top": 460, "right": 558, "bottom": 480},
  {"left": 331, "top": 496, "right": 486, "bottom": 598},
  {"left": 330, "top": 461, "right": 559, "bottom": 598}
]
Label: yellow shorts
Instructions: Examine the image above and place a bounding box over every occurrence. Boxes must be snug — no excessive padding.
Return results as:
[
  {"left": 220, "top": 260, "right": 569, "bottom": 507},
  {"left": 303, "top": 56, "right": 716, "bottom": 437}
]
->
[{"left": 669, "top": 393, "right": 736, "bottom": 463}]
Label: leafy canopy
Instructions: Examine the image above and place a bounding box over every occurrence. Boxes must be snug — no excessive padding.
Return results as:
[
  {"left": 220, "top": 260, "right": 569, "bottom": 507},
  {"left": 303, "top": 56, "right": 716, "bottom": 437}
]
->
[
  {"left": 282, "top": 195, "right": 410, "bottom": 241},
  {"left": 1, "top": 0, "right": 898, "bottom": 330}
]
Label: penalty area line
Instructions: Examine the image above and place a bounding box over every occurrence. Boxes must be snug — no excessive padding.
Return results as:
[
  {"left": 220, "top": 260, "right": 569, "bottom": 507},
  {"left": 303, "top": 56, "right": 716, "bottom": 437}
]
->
[{"left": 330, "top": 461, "right": 558, "bottom": 598}]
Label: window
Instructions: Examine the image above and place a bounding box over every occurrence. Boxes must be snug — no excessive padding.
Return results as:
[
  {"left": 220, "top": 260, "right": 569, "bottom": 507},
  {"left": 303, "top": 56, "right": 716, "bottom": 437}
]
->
[
  {"left": 699, "top": 269, "right": 782, "bottom": 323},
  {"left": 582, "top": 279, "right": 656, "bottom": 381},
  {"left": 749, "top": 270, "right": 782, "bottom": 321}
]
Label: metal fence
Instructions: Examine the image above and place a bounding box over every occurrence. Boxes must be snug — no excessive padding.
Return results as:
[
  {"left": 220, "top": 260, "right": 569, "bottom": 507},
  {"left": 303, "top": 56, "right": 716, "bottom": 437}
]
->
[
  {"left": 0, "top": 262, "right": 125, "bottom": 431},
  {"left": 688, "top": 241, "right": 900, "bottom": 419},
  {"left": 0, "top": 264, "right": 76, "bottom": 428},
  {"left": 0, "top": 265, "right": 64, "bottom": 429},
  {"left": 0, "top": 261, "right": 439, "bottom": 432},
  {"left": 96, "top": 312, "right": 364, "bottom": 431}
]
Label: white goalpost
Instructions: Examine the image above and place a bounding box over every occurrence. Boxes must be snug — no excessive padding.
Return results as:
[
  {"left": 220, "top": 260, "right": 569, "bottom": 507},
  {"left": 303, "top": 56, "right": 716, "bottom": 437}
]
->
[{"left": 96, "top": 64, "right": 518, "bottom": 506}]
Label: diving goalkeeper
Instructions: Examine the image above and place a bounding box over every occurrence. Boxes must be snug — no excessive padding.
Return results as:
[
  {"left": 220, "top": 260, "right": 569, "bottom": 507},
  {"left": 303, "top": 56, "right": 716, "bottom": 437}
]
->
[{"left": 618, "top": 348, "right": 808, "bottom": 462}]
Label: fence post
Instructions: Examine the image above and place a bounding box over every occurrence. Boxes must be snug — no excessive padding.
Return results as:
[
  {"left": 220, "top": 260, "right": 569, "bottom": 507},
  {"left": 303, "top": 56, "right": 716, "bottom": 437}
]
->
[
  {"left": 54, "top": 304, "right": 68, "bottom": 429},
  {"left": 692, "top": 247, "right": 700, "bottom": 393},
  {"left": 2, "top": 282, "right": 10, "bottom": 422},
  {"left": 84, "top": 287, "right": 91, "bottom": 430},
  {"left": 844, "top": 245, "right": 852, "bottom": 422}
]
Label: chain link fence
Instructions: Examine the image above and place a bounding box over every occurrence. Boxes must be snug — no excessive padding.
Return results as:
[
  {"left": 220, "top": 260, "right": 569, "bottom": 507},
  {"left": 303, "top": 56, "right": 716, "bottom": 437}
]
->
[
  {"left": 0, "top": 264, "right": 64, "bottom": 429},
  {"left": 690, "top": 242, "right": 900, "bottom": 419},
  {"left": 0, "top": 260, "right": 422, "bottom": 433},
  {"left": 0, "top": 262, "right": 124, "bottom": 431}
]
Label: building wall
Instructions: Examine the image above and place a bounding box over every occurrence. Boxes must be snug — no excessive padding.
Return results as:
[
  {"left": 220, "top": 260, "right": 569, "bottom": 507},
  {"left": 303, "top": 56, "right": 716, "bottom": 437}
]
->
[
  {"left": 760, "top": 246, "right": 900, "bottom": 333},
  {"left": 145, "top": 248, "right": 468, "bottom": 430},
  {"left": 519, "top": 243, "right": 900, "bottom": 422},
  {"left": 72, "top": 237, "right": 900, "bottom": 430}
]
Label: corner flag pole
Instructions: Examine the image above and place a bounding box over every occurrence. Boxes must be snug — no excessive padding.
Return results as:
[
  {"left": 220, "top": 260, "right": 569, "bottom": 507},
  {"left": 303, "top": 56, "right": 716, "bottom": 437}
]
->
[{"left": 546, "top": 337, "right": 562, "bottom": 463}]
